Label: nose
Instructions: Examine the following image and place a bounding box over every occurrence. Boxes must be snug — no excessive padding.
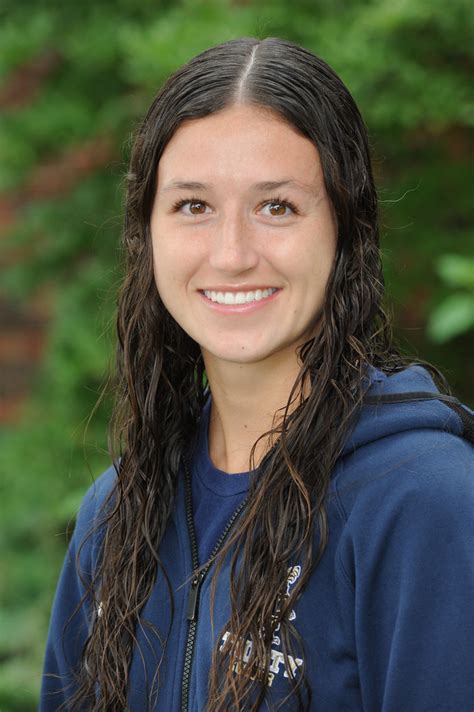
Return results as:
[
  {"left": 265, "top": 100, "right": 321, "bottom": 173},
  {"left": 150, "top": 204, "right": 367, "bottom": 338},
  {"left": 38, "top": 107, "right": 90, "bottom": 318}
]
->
[{"left": 208, "top": 211, "right": 259, "bottom": 274}]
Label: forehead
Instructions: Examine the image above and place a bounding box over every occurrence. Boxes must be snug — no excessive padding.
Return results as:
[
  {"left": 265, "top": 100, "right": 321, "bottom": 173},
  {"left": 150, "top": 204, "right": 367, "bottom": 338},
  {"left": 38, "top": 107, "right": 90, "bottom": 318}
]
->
[{"left": 156, "top": 104, "right": 323, "bottom": 191}]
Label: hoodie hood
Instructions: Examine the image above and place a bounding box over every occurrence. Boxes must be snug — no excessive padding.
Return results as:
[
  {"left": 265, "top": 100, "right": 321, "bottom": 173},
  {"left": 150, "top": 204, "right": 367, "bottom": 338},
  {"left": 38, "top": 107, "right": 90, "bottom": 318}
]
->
[{"left": 341, "top": 364, "right": 472, "bottom": 456}]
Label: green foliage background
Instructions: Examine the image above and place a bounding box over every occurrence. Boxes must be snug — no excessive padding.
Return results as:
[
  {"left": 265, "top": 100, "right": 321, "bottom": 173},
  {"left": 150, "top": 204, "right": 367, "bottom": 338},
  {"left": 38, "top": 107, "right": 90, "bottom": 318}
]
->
[{"left": 0, "top": 0, "right": 472, "bottom": 708}]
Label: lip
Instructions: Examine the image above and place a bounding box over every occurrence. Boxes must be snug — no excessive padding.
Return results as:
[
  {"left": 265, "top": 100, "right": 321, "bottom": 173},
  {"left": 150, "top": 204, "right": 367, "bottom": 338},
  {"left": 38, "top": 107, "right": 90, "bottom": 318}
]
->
[
  {"left": 198, "top": 287, "right": 282, "bottom": 313},
  {"left": 198, "top": 285, "right": 278, "bottom": 292}
]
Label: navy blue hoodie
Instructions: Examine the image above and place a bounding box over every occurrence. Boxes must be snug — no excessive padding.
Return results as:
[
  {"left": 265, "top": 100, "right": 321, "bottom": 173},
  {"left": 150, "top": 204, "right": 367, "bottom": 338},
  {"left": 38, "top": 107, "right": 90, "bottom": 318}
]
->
[{"left": 40, "top": 366, "right": 474, "bottom": 711}]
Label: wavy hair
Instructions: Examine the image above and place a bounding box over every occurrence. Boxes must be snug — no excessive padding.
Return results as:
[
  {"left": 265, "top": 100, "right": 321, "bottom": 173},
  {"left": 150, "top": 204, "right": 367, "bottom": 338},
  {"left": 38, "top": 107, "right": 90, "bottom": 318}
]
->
[{"left": 64, "top": 37, "right": 445, "bottom": 711}]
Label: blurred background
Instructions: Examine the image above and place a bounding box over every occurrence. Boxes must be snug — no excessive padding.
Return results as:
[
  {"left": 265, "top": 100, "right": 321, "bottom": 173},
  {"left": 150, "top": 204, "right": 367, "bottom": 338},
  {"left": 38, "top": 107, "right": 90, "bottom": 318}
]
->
[{"left": 0, "top": 0, "right": 472, "bottom": 708}]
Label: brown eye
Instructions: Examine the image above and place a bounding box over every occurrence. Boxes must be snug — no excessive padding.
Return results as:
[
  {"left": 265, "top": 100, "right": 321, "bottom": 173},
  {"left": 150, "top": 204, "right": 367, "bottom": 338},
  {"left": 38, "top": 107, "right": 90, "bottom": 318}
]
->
[
  {"left": 261, "top": 198, "right": 298, "bottom": 218},
  {"left": 268, "top": 202, "right": 287, "bottom": 216},
  {"left": 189, "top": 200, "right": 207, "bottom": 214}
]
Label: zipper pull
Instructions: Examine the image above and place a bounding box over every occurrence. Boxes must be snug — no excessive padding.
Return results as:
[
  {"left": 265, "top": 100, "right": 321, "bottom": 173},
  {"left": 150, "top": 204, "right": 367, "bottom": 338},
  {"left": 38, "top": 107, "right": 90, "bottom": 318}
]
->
[{"left": 187, "top": 573, "right": 204, "bottom": 621}]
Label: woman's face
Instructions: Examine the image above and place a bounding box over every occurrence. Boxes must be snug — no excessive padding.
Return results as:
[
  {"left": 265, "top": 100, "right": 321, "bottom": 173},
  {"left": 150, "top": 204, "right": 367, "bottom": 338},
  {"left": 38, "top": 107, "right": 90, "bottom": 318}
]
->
[{"left": 150, "top": 104, "right": 337, "bottom": 369}]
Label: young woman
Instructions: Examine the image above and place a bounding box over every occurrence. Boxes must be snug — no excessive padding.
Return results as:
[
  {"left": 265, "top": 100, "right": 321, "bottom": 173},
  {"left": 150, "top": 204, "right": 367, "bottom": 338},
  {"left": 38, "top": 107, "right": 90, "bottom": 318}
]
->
[{"left": 40, "top": 37, "right": 474, "bottom": 711}]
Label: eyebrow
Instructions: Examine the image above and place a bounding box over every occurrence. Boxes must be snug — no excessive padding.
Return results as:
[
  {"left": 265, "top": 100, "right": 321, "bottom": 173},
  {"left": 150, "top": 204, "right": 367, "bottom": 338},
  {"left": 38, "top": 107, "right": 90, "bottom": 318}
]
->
[{"left": 159, "top": 179, "right": 318, "bottom": 195}]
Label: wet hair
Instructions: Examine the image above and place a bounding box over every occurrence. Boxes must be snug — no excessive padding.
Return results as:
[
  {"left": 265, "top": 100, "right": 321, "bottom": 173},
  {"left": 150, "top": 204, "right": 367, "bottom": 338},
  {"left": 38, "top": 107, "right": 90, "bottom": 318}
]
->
[{"left": 64, "top": 36, "right": 444, "bottom": 711}]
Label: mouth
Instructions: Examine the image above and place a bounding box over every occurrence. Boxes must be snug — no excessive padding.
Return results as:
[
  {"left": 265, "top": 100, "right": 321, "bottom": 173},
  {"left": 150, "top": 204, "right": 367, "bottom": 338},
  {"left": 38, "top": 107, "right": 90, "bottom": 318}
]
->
[{"left": 201, "top": 287, "right": 279, "bottom": 305}]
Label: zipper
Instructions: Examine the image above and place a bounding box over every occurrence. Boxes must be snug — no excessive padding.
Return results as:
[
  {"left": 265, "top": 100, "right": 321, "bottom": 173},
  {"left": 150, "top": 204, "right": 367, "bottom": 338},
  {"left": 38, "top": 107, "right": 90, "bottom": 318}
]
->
[{"left": 181, "top": 456, "right": 248, "bottom": 712}]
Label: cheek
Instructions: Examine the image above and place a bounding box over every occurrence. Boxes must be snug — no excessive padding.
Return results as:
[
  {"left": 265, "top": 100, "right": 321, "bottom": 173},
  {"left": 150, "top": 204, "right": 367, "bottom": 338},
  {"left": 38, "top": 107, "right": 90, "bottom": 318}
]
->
[
  {"left": 280, "top": 235, "right": 335, "bottom": 286},
  {"left": 152, "top": 239, "right": 196, "bottom": 299},
  {"left": 152, "top": 237, "right": 176, "bottom": 277},
  {"left": 151, "top": 243, "right": 174, "bottom": 305}
]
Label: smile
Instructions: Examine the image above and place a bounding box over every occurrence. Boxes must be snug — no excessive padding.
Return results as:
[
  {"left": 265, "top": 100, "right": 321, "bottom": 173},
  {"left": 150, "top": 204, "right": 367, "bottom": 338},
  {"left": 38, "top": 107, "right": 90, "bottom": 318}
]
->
[{"left": 202, "top": 288, "right": 278, "bottom": 305}]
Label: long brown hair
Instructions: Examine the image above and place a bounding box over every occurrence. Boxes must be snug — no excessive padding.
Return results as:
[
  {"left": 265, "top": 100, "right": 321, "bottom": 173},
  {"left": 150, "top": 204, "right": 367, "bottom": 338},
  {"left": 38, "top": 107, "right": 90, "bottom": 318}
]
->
[{"left": 65, "top": 37, "right": 445, "bottom": 711}]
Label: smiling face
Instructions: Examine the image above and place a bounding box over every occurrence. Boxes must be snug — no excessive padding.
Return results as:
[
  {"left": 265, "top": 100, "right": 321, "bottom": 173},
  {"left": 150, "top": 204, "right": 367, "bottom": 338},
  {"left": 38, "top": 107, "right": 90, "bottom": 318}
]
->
[{"left": 150, "top": 103, "right": 337, "bottom": 371}]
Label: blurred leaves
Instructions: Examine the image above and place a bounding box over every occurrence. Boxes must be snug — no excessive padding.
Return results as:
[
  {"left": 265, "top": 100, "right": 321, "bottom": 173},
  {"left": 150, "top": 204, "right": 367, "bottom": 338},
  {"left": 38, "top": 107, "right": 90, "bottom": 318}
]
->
[
  {"left": 427, "top": 255, "right": 474, "bottom": 342},
  {"left": 427, "top": 293, "right": 474, "bottom": 343},
  {"left": 436, "top": 254, "right": 474, "bottom": 289}
]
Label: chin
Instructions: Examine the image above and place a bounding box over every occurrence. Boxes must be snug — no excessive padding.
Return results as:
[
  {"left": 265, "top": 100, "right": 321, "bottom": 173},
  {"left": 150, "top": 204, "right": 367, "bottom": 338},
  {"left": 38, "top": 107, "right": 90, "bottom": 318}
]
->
[
  {"left": 201, "top": 340, "right": 289, "bottom": 367},
  {"left": 206, "top": 350, "right": 267, "bottom": 365}
]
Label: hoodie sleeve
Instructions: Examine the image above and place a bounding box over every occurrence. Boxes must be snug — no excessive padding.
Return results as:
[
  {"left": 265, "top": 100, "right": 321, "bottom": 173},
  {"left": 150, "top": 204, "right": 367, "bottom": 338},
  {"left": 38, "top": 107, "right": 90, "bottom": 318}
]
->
[
  {"left": 336, "top": 429, "right": 474, "bottom": 712},
  {"left": 39, "top": 467, "right": 116, "bottom": 711}
]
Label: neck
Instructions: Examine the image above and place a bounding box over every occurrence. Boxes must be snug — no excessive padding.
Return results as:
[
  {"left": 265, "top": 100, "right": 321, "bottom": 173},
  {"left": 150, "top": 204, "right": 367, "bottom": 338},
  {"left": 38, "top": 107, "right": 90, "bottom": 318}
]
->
[{"left": 202, "top": 347, "right": 304, "bottom": 474}]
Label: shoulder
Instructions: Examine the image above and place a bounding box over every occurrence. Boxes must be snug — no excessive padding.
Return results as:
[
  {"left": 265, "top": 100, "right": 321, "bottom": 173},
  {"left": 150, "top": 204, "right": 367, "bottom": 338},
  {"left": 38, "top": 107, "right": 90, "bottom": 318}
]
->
[
  {"left": 72, "top": 463, "right": 118, "bottom": 565},
  {"left": 76, "top": 463, "right": 117, "bottom": 526},
  {"left": 332, "top": 428, "right": 473, "bottom": 588},
  {"left": 330, "top": 363, "right": 474, "bottom": 580},
  {"left": 326, "top": 370, "right": 474, "bottom": 709}
]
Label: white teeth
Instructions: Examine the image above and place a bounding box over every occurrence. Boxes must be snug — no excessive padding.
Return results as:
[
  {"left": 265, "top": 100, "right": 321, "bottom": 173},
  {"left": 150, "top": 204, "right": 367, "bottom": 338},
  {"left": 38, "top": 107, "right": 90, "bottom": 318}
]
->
[{"left": 203, "top": 288, "right": 277, "bottom": 304}]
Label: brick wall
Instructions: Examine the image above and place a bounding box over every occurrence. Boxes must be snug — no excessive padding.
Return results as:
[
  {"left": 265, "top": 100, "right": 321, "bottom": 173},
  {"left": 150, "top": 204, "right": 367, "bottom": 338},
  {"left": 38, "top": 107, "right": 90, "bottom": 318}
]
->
[
  {"left": 0, "top": 295, "right": 49, "bottom": 423},
  {"left": 0, "top": 49, "right": 114, "bottom": 425}
]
